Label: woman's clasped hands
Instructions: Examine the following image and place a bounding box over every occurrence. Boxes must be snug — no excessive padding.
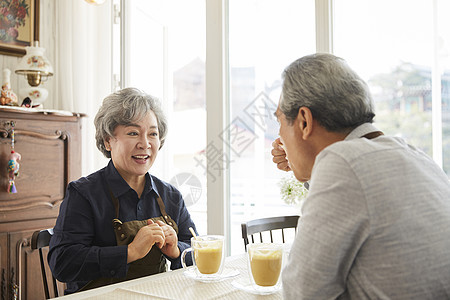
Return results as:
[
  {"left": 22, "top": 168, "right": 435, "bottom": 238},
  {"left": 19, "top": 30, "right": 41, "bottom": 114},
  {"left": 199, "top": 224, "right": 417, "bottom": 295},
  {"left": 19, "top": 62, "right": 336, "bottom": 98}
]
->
[{"left": 127, "top": 220, "right": 179, "bottom": 263}]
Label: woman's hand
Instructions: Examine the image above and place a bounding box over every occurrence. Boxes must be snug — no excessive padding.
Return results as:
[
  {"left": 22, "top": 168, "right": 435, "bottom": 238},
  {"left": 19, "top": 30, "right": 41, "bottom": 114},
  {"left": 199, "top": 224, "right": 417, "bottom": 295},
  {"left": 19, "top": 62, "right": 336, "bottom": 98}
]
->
[
  {"left": 127, "top": 219, "right": 165, "bottom": 263},
  {"left": 155, "top": 220, "right": 180, "bottom": 259},
  {"left": 271, "top": 138, "right": 291, "bottom": 171}
]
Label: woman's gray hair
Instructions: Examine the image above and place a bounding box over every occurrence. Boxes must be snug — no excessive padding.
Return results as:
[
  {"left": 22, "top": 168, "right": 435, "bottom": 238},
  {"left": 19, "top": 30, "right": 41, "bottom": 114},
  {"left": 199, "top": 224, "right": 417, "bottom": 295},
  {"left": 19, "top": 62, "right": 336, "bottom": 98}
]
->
[
  {"left": 94, "top": 87, "right": 168, "bottom": 158},
  {"left": 280, "top": 53, "right": 375, "bottom": 132}
]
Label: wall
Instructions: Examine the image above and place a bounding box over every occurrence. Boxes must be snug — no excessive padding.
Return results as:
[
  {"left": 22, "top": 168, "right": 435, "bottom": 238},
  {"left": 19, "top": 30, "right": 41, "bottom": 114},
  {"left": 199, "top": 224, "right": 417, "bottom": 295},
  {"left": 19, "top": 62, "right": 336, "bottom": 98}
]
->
[
  {"left": 0, "top": 0, "right": 57, "bottom": 109},
  {"left": 1, "top": 0, "right": 113, "bottom": 176}
]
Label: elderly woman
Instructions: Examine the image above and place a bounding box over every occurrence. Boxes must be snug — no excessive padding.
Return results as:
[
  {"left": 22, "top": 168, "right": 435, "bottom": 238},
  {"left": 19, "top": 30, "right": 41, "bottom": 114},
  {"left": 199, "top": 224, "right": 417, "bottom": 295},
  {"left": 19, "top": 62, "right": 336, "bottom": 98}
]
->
[{"left": 48, "top": 88, "right": 197, "bottom": 294}]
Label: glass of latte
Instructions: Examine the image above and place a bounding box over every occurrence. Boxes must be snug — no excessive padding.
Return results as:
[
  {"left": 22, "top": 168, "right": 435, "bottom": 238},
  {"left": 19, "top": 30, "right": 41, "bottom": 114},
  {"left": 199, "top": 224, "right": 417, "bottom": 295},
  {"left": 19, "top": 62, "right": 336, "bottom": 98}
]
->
[
  {"left": 247, "top": 243, "right": 283, "bottom": 294},
  {"left": 181, "top": 235, "right": 225, "bottom": 281}
]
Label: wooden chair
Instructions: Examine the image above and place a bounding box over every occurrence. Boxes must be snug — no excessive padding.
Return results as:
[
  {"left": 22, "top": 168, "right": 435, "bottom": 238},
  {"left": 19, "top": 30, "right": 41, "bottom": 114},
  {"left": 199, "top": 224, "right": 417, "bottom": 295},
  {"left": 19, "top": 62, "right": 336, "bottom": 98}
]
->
[
  {"left": 241, "top": 215, "right": 300, "bottom": 251},
  {"left": 31, "top": 229, "right": 59, "bottom": 299}
]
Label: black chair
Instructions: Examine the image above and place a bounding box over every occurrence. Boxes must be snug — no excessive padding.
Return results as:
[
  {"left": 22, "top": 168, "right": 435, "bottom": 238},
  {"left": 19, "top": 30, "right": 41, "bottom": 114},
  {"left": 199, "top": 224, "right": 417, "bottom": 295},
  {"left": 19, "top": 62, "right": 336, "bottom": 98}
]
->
[
  {"left": 241, "top": 215, "right": 300, "bottom": 251},
  {"left": 31, "top": 228, "right": 59, "bottom": 299}
]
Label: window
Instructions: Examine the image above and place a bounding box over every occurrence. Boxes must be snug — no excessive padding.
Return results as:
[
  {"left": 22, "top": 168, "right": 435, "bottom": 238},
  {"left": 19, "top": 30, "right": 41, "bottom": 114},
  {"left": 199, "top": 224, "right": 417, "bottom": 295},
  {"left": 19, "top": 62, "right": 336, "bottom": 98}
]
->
[
  {"left": 121, "top": 0, "right": 208, "bottom": 234},
  {"left": 117, "top": 0, "right": 450, "bottom": 255},
  {"left": 228, "top": 0, "right": 315, "bottom": 254},
  {"left": 334, "top": 0, "right": 450, "bottom": 175}
]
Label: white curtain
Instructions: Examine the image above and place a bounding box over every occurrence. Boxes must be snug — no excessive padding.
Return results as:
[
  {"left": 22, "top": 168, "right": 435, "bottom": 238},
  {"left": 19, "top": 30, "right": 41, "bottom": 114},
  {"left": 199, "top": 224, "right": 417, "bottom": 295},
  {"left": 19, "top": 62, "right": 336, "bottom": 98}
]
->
[{"left": 53, "top": 0, "right": 112, "bottom": 176}]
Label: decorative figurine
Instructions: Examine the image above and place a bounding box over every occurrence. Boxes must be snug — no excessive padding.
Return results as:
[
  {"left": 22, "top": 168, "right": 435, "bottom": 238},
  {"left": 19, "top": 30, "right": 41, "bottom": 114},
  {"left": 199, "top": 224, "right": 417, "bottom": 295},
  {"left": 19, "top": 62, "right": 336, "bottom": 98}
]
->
[
  {"left": 6, "top": 124, "right": 21, "bottom": 194},
  {"left": 0, "top": 69, "right": 18, "bottom": 106},
  {"left": 7, "top": 151, "right": 21, "bottom": 194},
  {"left": 21, "top": 97, "right": 32, "bottom": 108}
]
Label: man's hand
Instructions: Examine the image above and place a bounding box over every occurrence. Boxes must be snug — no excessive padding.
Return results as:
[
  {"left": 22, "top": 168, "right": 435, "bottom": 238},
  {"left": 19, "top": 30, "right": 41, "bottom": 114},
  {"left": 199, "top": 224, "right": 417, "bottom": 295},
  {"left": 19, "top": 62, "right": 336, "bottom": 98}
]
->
[{"left": 271, "top": 138, "right": 291, "bottom": 171}]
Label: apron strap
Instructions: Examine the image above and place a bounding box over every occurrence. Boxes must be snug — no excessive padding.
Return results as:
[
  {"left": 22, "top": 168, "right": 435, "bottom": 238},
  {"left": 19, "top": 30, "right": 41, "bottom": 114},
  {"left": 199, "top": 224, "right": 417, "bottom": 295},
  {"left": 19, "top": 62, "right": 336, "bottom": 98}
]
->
[
  {"left": 109, "top": 189, "right": 120, "bottom": 219},
  {"left": 108, "top": 187, "right": 171, "bottom": 226},
  {"left": 156, "top": 196, "right": 173, "bottom": 226},
  {"left": 361, "top": 131, "right": 384, "bottom": 140}
]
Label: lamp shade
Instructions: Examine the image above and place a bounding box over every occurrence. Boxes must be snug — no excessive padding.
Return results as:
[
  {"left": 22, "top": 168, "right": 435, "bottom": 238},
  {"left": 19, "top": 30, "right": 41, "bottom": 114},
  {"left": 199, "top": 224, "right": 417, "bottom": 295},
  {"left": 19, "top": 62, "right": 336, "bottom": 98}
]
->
[{"left": 15, "top": 42, "right": 53, "bottom": 87}]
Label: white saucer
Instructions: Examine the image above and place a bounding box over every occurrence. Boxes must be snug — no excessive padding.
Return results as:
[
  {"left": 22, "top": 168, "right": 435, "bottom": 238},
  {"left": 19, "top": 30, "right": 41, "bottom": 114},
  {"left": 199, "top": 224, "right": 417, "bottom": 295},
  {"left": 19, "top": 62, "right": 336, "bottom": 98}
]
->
[
  {"left": 183, "top": 267, "right": 239, "bottom": 282},
  {"left": 231, "top": 278, "right": 281, "bottom": 295}
]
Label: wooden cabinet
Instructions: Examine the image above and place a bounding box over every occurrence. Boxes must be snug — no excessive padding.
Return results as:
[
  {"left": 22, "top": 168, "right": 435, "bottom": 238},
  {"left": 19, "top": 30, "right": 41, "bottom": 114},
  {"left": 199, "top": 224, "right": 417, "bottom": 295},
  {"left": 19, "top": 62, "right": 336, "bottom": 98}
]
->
[{"left": 0, "top": 108, "right": 84, "bottom": 300}]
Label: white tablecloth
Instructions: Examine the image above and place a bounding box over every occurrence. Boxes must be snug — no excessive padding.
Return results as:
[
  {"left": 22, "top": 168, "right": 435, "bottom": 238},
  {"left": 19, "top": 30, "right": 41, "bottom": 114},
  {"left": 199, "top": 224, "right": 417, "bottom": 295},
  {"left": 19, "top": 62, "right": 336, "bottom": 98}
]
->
[{"left": 54, "top": 254, "right": 283, "bottom": 300}]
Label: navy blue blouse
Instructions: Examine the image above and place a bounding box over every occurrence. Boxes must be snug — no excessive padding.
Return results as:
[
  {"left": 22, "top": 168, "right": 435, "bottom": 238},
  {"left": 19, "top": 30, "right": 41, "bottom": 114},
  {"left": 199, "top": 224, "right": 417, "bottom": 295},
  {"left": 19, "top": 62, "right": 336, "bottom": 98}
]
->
[{"left": 48, "top": 160, "right": 197, "bottom": 294}]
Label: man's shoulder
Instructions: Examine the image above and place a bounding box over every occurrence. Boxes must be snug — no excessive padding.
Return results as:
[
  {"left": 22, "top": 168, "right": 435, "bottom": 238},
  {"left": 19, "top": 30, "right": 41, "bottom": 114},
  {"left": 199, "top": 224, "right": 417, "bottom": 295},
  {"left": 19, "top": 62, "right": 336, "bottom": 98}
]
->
[{"left": 322, "top": 135, "right": 406, "bottom": 163}]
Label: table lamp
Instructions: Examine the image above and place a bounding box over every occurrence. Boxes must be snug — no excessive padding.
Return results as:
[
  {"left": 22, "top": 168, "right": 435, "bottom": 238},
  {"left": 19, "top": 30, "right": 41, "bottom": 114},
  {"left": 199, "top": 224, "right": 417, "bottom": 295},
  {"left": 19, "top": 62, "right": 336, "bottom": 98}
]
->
[{"left": 15, "top": 41, "right": 53, "bottom": 108}]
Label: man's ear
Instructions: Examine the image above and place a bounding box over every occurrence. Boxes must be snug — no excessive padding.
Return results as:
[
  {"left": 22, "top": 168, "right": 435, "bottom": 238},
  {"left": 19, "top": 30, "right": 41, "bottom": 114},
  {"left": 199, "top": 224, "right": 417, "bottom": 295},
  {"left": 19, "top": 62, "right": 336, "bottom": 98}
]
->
[
  {"left": 297, "top": 107, "right": 314, "bottom": 139},
  {"left": 104, "top": 138, "right": 111, "bottom": 151}
]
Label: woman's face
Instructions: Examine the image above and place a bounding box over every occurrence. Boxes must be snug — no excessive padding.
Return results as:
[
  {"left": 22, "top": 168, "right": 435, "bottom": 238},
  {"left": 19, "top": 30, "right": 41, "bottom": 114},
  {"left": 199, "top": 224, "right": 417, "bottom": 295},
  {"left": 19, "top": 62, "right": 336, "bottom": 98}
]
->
[{"left": 106, "top": 111, "right": 161, "bottom": 183}]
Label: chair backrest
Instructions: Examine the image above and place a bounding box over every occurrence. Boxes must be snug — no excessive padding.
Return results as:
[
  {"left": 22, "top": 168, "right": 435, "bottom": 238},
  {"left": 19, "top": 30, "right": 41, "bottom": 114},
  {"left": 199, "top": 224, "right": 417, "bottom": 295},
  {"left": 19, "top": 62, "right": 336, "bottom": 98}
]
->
[
  {"left": 31, "top": 228, "right": 59, "bottom": 299},
  {"left": 241, "top": 215, "right": 300, "bottom": 251}
]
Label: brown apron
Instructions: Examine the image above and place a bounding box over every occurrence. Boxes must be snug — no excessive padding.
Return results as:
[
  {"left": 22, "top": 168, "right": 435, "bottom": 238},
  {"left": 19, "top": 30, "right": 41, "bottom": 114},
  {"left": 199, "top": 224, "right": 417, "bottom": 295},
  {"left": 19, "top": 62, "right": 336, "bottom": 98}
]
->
[{"left": 79, "top": 192, "right": 178, "bottom": 292}]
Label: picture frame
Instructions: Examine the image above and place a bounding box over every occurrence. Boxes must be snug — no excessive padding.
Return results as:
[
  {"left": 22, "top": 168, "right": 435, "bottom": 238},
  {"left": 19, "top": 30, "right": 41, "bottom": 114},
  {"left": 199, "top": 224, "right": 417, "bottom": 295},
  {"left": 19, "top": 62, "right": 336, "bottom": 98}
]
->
[{"left": 0, "top": 0, "right": 39, "bottom": 57}]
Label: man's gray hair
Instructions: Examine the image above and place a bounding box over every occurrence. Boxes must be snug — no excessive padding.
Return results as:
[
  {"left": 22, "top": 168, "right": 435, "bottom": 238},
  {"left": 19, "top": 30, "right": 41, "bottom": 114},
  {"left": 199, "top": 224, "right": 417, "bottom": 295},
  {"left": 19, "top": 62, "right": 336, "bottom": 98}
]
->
[
  {"left": 280, "top": 53, "right": 375, "bottom": 131},
  {"left": 94, "top": 87, "right": 168, "bottom": 158}
]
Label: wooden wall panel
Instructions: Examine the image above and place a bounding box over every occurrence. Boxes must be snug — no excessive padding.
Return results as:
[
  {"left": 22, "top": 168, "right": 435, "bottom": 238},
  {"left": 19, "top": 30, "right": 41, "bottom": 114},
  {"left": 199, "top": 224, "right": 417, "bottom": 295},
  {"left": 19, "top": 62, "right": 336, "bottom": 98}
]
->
[{"left": 0, "top": 108, "right": 83, "bottom": 300}]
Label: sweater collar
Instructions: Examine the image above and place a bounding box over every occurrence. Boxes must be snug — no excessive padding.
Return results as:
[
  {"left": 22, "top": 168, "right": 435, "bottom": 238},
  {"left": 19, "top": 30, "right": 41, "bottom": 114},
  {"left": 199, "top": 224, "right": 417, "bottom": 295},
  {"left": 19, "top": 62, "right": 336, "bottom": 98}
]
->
[{"left": 345, "top": 123, "right": 380, "bottom": 141}]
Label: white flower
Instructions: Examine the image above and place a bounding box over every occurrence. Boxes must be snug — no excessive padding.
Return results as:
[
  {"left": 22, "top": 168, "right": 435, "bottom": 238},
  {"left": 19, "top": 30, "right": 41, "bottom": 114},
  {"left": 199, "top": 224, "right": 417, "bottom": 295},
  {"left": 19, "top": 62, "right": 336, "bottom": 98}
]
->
[{"left": 278, "top": 173, "right": 308, "bottom": 205}]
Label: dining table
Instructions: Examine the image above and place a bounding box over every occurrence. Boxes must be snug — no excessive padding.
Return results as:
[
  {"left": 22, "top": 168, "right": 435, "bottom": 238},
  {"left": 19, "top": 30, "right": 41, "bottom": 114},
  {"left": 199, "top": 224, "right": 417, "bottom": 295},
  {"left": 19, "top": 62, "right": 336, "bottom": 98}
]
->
[{"left": 52, "top": 253, "right": 283, "bottom": 299}]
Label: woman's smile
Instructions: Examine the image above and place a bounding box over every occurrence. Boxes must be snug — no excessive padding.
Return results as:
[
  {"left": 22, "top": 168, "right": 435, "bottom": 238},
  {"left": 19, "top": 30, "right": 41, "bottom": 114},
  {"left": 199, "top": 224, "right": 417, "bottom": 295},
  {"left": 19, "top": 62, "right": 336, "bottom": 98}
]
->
[{"left": 132, "top": 154, "right": 150, "bottom": 164}]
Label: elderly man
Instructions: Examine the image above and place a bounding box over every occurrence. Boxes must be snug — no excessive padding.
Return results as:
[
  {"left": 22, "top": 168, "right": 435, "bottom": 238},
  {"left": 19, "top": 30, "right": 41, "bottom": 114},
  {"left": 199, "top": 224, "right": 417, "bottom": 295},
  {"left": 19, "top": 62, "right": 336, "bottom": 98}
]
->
[{"left": 272, "top": 53, "right": 450, "bottom": 299}]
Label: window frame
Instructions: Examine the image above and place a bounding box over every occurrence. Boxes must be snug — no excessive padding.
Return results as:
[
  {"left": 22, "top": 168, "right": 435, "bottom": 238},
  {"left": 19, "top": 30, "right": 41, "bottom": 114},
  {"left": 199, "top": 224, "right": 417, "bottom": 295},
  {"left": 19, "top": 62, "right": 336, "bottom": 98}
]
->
[{"left": 117, "top": 0, "right": 446, "bottom": 256}]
